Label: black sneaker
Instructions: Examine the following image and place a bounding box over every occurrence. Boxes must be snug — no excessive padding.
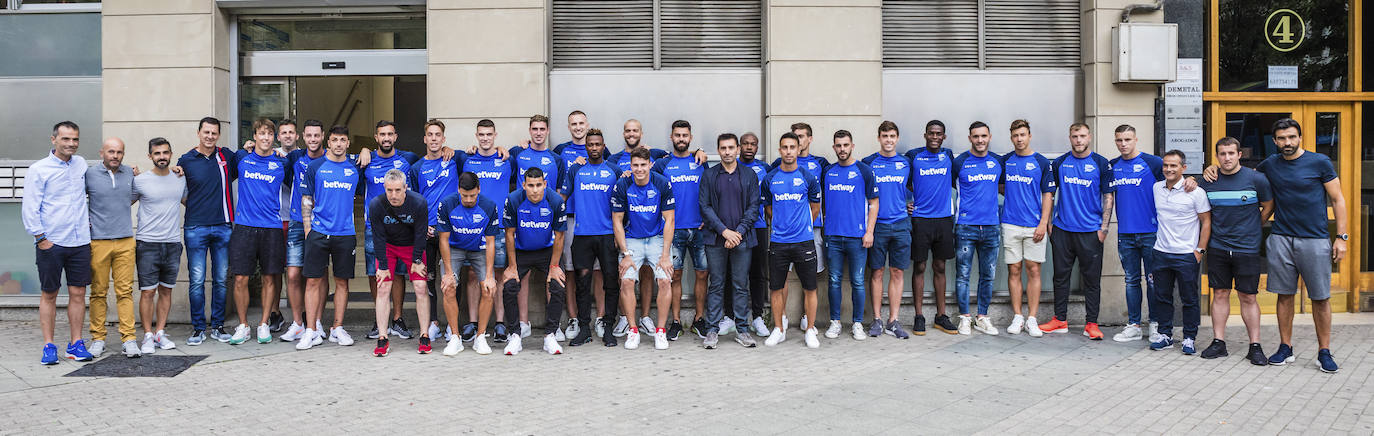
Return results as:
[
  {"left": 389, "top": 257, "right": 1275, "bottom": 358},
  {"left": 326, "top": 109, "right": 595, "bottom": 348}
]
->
[
  {"left": 492, "top": 324, "right": 508, "bottom": 343},
  {"left": 1247, "top": 343, "right": 1268, "bottom": 366},
  {"left": 389, "top": 318, "right": 413, "bottom": 339},
  {"left": 603, "top": 330, "right": 618, "bottom": 347},
  {"left": 1200, "top": 339, "right": 1228, "bottom": 359},
  {"left": 667, "top": 320, "right": 684, "bottom": 341},
  {"left": 568, "top": 324, "right": 593, "bottom": 346},
  {"left": 912, "top": 314, "right": 928, "bottom": 336},
  {"left": 268, "top": 311, "right": 286, "bottom": 332},
  {"left": 692, "top": 317, "right": 709, "bottom": 339},
  {"left": 933, "top": 314, "right": 958, "bottom": 335},
  {"left": 460, "top": 322, "right": 477, "bottom": 342},
  {"left": 366, "top": 325, "right": 381, "bottom": 339},
  {"left": 211, "top": 326, "right": 232, "bottom": 342}
]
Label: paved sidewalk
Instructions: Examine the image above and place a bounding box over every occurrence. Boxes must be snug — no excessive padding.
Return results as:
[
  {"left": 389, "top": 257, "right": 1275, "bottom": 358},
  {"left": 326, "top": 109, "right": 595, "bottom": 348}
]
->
[{"left": 2, "top": 314, "right": 1371, "bottom": 434}]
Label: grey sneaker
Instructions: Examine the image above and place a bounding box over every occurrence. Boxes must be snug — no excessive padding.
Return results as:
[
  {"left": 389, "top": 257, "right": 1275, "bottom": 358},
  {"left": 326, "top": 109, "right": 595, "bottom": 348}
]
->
[
  {"left": 703, "top": 331, "right": 719, "bottom": 349},
  {"left": 734, "top": 331, "right": 757, "bottom": 348},
  {"left": 121, "top": 340, "right": 142, "bottom": 358},
  {"left": 886, "top": 321, "right": 911, "bottom": 339},
  {"left": 868, "top": 319, "right": 885, "bottom": 337},
  {"left": 88, "top": 340, "right": 106, "bottom": 357}
]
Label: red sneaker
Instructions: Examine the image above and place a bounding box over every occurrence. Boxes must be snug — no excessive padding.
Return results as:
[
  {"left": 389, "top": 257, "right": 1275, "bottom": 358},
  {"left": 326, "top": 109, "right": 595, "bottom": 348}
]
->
[
  {"left": 418, "top": 336, "right": 432, "bottom": 354},
  {"left": 1084, "top": 323, "right": 1103, "bottom": 340},
  {"left": 373, "top": 338, "right": 389, "bottom": 357},
  {"left": 1038, "top": 317, "right": 1069, "bottom": 334}
]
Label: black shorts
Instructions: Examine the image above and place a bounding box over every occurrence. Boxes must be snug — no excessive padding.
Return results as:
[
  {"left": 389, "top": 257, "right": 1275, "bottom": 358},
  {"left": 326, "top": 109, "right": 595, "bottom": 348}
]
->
[
  {"left": 768, "top": 241, "right": 818, "bottom": 291},
  {"left": 229, "top": 224, "right": 286, "bottom": 276},
  {"left": 910, "top": 216, "right": 955, "bottom": 262},
  {"left": 304, "top": 231, "right": 356, "bottom": 279},
  {"left": 136, "top": 241, "right": 182, "bottom": 290},
  {"left": 36, "top": 243, "right": 91, "bottom": 292},
  {"left": 1206, "top": 249, "right": 1261, "bottom": 295}
]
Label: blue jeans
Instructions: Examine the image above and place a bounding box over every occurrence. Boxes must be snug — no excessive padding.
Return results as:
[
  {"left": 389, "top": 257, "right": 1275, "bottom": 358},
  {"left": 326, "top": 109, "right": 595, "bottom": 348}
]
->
[
  {"left": 671, "top": 228, "right": 708, "bottom": 271},
  {"left": 1118, "top": 232, "right": 1157, "bottom": 325},
  {"left": 825, "top": 235, "right": 866, "bottom": 323},
  {"left": 1150, "top": 250, "right": 1200, "bottom": 340},
  {"left": 185, "top": 224, "right": 231, "bottom": 330},
  {"left": 705, "top": 244, "right": 752, "bottom": 332},
  {"left": 955, "top": 224, "right": 1000, "bottom": 315}
]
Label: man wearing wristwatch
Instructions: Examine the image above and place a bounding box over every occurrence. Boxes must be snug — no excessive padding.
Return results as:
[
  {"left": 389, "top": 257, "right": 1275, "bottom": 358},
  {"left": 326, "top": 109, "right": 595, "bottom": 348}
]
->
[
  {"left": 1147, "top": 150, "right": 1211, "bottom": 355},
  {"left": 611, "top": 147, "right": 677, "bottom": 350}
]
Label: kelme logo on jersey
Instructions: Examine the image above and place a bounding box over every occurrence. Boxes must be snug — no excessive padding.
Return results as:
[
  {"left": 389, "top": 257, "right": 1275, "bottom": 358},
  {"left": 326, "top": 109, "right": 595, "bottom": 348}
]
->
[
  {"left": 628, "top": 204, "right": 657, "bottom": 213},
  {"left": 775, "top": 192, "right": 804, "bottom": 201},
  {"left": 519, "top": 220, "right": 550, "bottom": 229},
  {"left": 670, "top": 174, "right": 699, "bottom": 184},
  {"left": 1063, "top": 177, "right": 1093, "bottom": 187},
  {"left": 243, "top": 171, "right": 276, "bottom": 183},
  {"left": 322, "top": 180, "right": 354, "bottom": 189},
  {"left": 967, "top": 173, "right": 997, "bottom": 182},
  {"left": 827, "top": 183, "right": 856, "bottom": 193},
  {"left": 919, "top": 167, "right": 948, "bottom": 176}
]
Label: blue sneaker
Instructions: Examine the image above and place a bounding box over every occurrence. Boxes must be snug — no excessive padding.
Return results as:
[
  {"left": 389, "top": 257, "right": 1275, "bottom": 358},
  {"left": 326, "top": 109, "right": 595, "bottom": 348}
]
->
[
  {"left": 40, "top": 343, "right": 58, "bottom": 365},
  {"left": 1316, "top": 349, "right": 1338, "bottom": 373},
  {"left": 187, "top": 329, "right": 206, "bottom": 346},
  {"left": 66, "top": 340, "right": 94, "bottom": 362},
  {"left": 1181, "top": 338, "right": 1196, "bottom": 355},
  {"left": 1149, "top": 336, "right": 1173, "bottom": 350},
  {"left": 1269, "top": 343, "right": 1295, "bottom": 365}
]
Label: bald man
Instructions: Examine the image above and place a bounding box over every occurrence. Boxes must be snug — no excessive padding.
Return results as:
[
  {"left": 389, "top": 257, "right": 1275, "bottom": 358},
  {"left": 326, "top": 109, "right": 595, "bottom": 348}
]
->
[{"left": 86, "top": 137, "right": 141, "bottom": 358}]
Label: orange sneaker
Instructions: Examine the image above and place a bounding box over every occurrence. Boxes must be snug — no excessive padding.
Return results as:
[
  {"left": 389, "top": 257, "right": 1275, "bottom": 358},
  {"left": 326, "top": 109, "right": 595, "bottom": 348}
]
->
[
  {"left": 1083, "top": 323, "right": 1103, "bottom": 340},
  {"left": 1038, "top": 317, "right": 1068, "bottom": 334}
]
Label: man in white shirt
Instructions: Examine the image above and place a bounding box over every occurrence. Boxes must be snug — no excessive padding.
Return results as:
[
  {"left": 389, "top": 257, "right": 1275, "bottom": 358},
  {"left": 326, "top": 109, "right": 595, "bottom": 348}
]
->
[{"left": 1148, "top": 150, "right": 1211, "bottom": 355}]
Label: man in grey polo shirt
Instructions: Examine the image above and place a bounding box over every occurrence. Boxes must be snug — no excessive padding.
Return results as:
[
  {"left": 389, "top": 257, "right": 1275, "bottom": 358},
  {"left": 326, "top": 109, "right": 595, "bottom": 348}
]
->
[
  {"left": 134, "top": 137, "right": 186, "bottom": 354},
  {"left": 86, "top": 137, "right": 140, "bottom": 358}
]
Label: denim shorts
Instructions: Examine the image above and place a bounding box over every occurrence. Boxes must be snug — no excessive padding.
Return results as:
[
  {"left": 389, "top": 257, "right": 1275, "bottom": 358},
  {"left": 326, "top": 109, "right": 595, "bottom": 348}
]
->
[
  {"left": 623, "top": 235, "right": 669, "bottom": 281},
  {"left": 364, "top": 227, "right": 376, "bottom": 276},
  {"left": 286, "top": 220, "right": 306, "bottom": 267},
  {"left": 136, "top": 241, "right": 182, "bottom": 290},
  {"left": 867, "top": 220, "right": 912, "bottom": 270},
  {"left": 671, "top": 228, "right": 708, "bottom": 271}
]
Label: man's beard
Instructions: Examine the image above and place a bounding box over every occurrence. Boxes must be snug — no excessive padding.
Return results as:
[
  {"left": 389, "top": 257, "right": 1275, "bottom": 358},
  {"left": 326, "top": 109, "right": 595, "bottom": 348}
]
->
[
  {"left": 673, "top": 141, "right": 689, "bottom": 153},
  {"left": 154, "top": 159, "right": 170, "bottom": 169},
  {"left": 379, "top": 142, "right": 395, "bottom": 153}
]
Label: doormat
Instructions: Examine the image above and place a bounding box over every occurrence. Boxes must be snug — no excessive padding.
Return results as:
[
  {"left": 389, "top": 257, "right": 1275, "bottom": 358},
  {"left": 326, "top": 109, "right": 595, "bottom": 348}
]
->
[{"left": 64, "top": 355, "right": 208, "bottom": 378}]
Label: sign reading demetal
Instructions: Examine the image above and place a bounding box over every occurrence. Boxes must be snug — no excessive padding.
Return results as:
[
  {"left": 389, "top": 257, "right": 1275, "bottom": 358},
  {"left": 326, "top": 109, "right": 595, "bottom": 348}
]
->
[
  {"left": 1264, "top": 9, "right": 1305, "bottom": 52},
  {"left": 1165, "top": 58, "right": 1203, "bottom": 172}
]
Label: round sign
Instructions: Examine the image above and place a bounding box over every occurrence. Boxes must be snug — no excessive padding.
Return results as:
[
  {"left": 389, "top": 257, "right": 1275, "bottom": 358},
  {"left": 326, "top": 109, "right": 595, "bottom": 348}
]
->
[{"left": 1264, "top": 9, "right": 1305, "bottom": 52}]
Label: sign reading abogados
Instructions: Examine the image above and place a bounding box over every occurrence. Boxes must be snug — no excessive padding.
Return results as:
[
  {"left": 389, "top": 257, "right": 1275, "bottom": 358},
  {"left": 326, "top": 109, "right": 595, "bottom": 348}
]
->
[{"left": 1264, "top": 9, "right": 1305, "bottom": 52}]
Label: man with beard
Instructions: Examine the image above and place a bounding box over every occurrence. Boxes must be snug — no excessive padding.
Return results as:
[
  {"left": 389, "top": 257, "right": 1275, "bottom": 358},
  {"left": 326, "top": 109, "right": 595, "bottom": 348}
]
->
[
  {"left": 820, "top": 130, "right": 878, "bottom": 342},
  {"left": 1039, "top": 123, "right": 1114, "bottom": 340},
  {"left": 298, "top": 126, "right": 366, "bottom": 351},
  {"left": 509, "top": 115, "right": 564, "bottom": 340},
  {"left": 133, "top": 137, "right": 185, "bottom": 355},
  {"left": 652, "top": 120, "right": 707, "bottom": 341},
  {"left": 609, "top": 119, "right": 668, "bottom": 175},
  {"left": 950, "top": 122, "right": 1002, "bottom": 335},
  {"left": 280, "top": 120, "right": 332, "bottom": 341},
  {"left": 761, "top": 132, "right": 823, "bottom": 348},
  {"left": 359, "top": 120, "right": 422, "bottom": 340},
  {"left": 560, "top": 129, "right": 623, "bottom": 347},
  {"left": 773, "top": 123, "right": 830, "bottom": 308},
  {"left": 452, "top": 119, "right": 515, "bottom": 344}
]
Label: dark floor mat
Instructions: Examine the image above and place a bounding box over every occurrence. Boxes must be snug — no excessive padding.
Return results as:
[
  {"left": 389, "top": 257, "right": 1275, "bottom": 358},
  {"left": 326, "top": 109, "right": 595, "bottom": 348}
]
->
[{"left": 64, "top": 355, "right": 207, "bottom": 378}]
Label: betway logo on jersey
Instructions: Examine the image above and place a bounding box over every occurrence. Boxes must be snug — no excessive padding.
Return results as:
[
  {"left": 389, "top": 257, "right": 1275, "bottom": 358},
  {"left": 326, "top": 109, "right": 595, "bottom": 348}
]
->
[
  {"left": 670, "top": 174, "right": 699, "bottom": 184},
  {"left": 875, "top": 175, "right": 905, "bottom": 184},
  {"left": 322, "top": 180, "right": 353, "bottom": 189},
  {"left": 580, "top": 182, "right": 611, "bottom": 192},
  {"left": 519, "top": 220, "right": 551, "bottom": 229},
  {"left": 1006, "top": 174, "right": 1034, "bottom": 184},
  {"left": 774, "top": 192, "right": 804, "bottom": 202},
  {"left": 966, "top": 173, "right": 997, "bottom": 182},
  {"left": 1063, "top": 177, "right": 1093, "bottom": 187},
  {"left": 453, "top": 226, "right": 483, "bottom": 235},
  {"left": 243, "top": 171, "right": 276, "bottom": 183},
  {"left": 827, "top": 183, "right": 855, "bottom": 193},
  {"left": 475, "top": 171, "right": 504, "bottom": 180},
  {"left": 919, "top": 167, "right": 948, "bottom": 176},
  {"left": 629, "top": 204, "right": 657, "bottom": 213},
  {"left": 1109, "top": 178, "right": 1143, "bottom": 188}
]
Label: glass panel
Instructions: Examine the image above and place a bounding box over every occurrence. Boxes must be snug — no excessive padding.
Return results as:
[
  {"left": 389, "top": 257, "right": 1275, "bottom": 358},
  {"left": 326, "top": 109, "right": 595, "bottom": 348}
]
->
[
  {"left": 239, "top": 16, "right": 426, "bottom": 51},
  {"left": 0, "top": 13, "right": 101, "bottom": 76},
  {"left": 238, "top": 80, "right": 292, "bottom": 149},
  {"left": 1313, "top": 112, "right": 1341, "bottom": 278},
  {"left": 22, "top": 0, "right": 100, "bottom": 3},
  {"left": 1362, "top": 104, "right": 1374, "bottom": 272},
  {"left": 1223, "top": 112, "right": 1292, "bottom": 168},
  {"left": 1217, "top": 0, "right": 1348, "bottom": 92},
  {"left": 0, "top": 203, "right": 45, "bottom": 295}
]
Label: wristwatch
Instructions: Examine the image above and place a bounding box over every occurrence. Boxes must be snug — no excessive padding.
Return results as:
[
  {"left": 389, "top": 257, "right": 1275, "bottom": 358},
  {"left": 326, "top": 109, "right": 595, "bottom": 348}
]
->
[
  {"left": 1338, "top": 233, "right": 1350, "bottom": 241},
  {"left": 622, "top": 250, "right": 635, "bottom": 258},
  {"left": 1195, "top": 247, "right": 1206, "bottom": 254}
]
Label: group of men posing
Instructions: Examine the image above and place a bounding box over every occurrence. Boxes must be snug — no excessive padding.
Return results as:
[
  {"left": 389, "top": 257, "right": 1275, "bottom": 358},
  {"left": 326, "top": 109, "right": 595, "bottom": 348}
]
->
[{"left": 23, "top": 113, "right": 1344, "bottom": 373}]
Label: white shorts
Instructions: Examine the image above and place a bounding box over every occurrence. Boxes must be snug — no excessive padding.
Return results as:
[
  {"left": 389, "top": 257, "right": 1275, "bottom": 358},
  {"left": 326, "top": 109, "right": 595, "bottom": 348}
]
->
[
  {"left": 621, "top": 236, "right": 669, "bottom": 281},
  {"left": 1001, "top": 223, "right": 1047, "bottom": 264}
]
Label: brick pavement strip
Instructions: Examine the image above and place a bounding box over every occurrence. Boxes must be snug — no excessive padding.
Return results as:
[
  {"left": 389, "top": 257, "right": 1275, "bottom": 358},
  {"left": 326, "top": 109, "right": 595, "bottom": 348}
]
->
[{"left": 0, "top": 315, "right": 1371, "bottom": 434}]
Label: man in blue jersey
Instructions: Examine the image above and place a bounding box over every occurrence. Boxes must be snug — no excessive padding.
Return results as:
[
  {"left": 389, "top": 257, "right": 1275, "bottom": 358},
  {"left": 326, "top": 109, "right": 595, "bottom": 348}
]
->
[
  {"left": 561, "top": 129, "right": 623, "bottom": 347},
  {"left": 455, "top": 119, "right": 515, "bottom": 344},
  {"left": 737, "top": 132, "right": 772, "bottom": 336},
  {"left": 761, "top": 132, "right": 823, "bottom": 348},
  {"left": 821, "top": 130, "right": 878, "bottom": 341},
  {"left": 228, "top": 119, "right": 288, "bottom": 345},
  {"left": 360, "top": 120, "right": 421, "bottom": 340},
  {"left": 280, "top": 120, "right": 328, "bottom": 342},
  {"left": 1197, "top": 137, "right": 1272, "bottom": 364},
  {"left": 409, "top": 119, "right": 467, "bottom": 342},
  {"left": 1000, "top": 120, "right": 1052, "bottom": 337},
  {"left": 509, "top": 115, "right": 564, "bottom": 340},
  {"left": 861, "top": 121, "right": 913, "bottom": 339},
  {"left": 774, "top": 123, "right": 830, "bottom": 296},
  {"left": 1108, "top": 124, "right": 1165, "bottom": 343},
  {"left": 652, "top": 120, "right": 709, "bottom": 341},
  {"left": 499, "top": 168, "right": 569, "bottom": 356},
  {"left": 951, "top": 122, "right": 1002, "bottom": 336},
  {"left": 437, "top": 172, "right": 500, "bottom": 356},
  {"left": 298, "top": 125, "right": 365, "bottom": 350},
  {"left": 906, "top": 120, "right": 958, "bottom": 335},
  {"left": 699, "top": 133, "right": 762, "bottom": 349},
  {"left": 609, "top": 119, "right": 668, "bottom": 175},
  {"left": 1039, "top": 123, "right": 1114, "bottom": 340},
  {"left": 265, "top": 119, "right": 298, "bottom": 333},
  {"left": 554, "top": 110, "right": 591, "bottom": 169},
  {"left": 178, "top": 117, "right": 238, "bottom": 345},
  {"left": 612, "top": 147, "right": 677, "bottom": 350},
  {"left": 554, "top": 111, "right": 591, "bottom": 341}
]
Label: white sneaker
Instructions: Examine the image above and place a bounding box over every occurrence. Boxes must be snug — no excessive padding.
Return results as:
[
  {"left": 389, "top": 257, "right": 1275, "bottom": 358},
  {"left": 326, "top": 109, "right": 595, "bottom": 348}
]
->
[
  {"left": 554, "top": 326, "right": 567, "bottom": 342},
  {"left": 1148, "top": 330, "right": 1166, "bottom": 344},
  {"left": 782, "top": 315, "right": 790, "bottom": 331},
  {"left": 311, "top": 330, "right": 324, "bottom": 346},
  {"left": 155, "top": 330, "right": 176, "bottom": 349},
  {"left": 1114, "top": 324, "right": 1144, "bottom": 342},
  {"left": 229, "top": 324, "right": 251, "bottom": 345},
  {"left": 639, "top": 316, "right": 656, "bottom": 334},
  {"left": 256, "top": 324, "right": 272, "bottom": 344},
  {"left": 280, "top": 323, "right": 304, "bottom": 342},
  {"left": 1149, "top": 321, "right": 1159, "bottom": 336},
  {"left": 625, "top": 331, "right": 641, "bottom": 349},
  {"left": 315, "top": 321, "right": 324, "bottom": 335},
  {"left": 1025, "top": 317, "right": 1044, "bottom": 337},
  {"left": 520, "top": 321, "right": 532, "bottom": 338},
  {"left": 444, "top": 325, "right": 453, "bottom": 342},
  {"left": 141, "top": 333, "right": 157, "bottom": 354},
  {"left": 824, "top": 320, "right": 842, "bottom": 339},
  {"left": 799, "top": 315, "right": 808, "bottom": 331},
  {"left": 654, "top": 331, "right": 669, "bottom": 350},
  {"left": 751, "top": 317, "right": 768, "bottom": 336},
  {"left": 1007, "top": 314, "right": 1026, "bottom": 335},
  {"left": 473, "top": 335, "right": 492, "bottom": 355},
  {"left": 852, "top": 322, "right": 867, "bottom": 340},
  {"left": 612, "top": 316, "right": 629, "bottom": 337},
  {"left": 957, "top": 315, "right": 972, "bottom": 335},
  {"left": 719, "top": 318, "right": 737, "bottom": 335},
  {"left": 594, "top": 318, "right": 606, "bottom": 338},
  {"left": 804, "top": 328, "right": 820, "bottom": 349},
  {"left": 428, "top": 322, "right": 441, "bottom": 343},
  {"left": 329, "top": 326, "right": 354, "bottom": 346},
  {"left": 565, "top": 319, "right": 581, "bottom": 341},
  {"left": 764, "top": 327, "right": 786, "bottom": 346},
  {"left": 543, "top": 334, "right": 563, "bottom": 355},
  {"left": 973, "top": 316, "right": 1000, "bottom": 335},
  {"left": 503, "top": 334, "right": 522, "bottom": 355},
  {"left": 296, "top": 328, "right": 317, "bottom": 350},
  {"left": 443, "top": 337, "right": 464, "bottom": 356}
]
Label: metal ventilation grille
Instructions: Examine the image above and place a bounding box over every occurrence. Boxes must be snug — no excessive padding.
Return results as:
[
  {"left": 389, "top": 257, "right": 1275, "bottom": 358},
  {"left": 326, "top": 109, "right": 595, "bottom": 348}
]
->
[
  {"left": 659, "top": 0, "right": 762, "bottom": 68},
  {"left": 882, "top": 0, "right": 980, "bottom": 68},
  {"left": 551, "top": 0, "right": 655, "bottom": 69},
  {"left": 984, "top": 0, "right": 1080, "bottom": 68}
]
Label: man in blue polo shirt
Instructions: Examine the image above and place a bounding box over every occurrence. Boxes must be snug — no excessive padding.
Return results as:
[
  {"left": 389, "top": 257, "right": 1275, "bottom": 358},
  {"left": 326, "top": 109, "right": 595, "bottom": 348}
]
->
[
  {"left": 861, "top": 121, "right": 913, "bottom": 339},
  {"left": 761, "top": 132, "right": 823, "bottom": 348},
  {"left": 298, "top": 125, "right": 365, "bottom": 350},
  {"left": 437, "top": 172, "right": 500, "bottom": 356},
  {"left": 653, "top": 120, "right": 707, "bottom": 341},
  {"left": 1039, "top": 123, "right": 1114, "bottom": 340},
  {"left": 1000, "top": 119, "right": 1053, "bottom": 338},
  {"left": 228, "top": 118, "right": 288, "bottom": 346},
  {"left": 360, "top": 120, "right": 421, "bottom": 340},
  {"left": 509, "top": 115, "right": 564, "bottom": 340},
  {"left": 499, "top": 168, "right": 569, "bottom": 356},
  {"left": 178, "top": 116, "right": 238, "bottom": 345},
  {"left": 561, "top": 129, "right": 622, "bottom": 347},
  {"left": 611, "top": 147, "right": 677, "bottom": 350},
  {"left": 906, "top": 120, "right": 958, "bottom": 336},
  {"left": 409, "top": 119, "right": 467, "bottom": 342},
  {"left": 821, "top": 130, "right": 878, "bottom": 342},
  {"left": 1108, "top": 124, "right": 1164, "bottom": 342},
  {"left": 951, "top": 122, "right": 1002, "bottom": 336}
]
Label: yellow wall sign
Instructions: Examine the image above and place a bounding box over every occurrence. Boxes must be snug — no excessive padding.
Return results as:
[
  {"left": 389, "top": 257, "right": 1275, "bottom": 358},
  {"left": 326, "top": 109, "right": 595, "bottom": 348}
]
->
[{"left": 1264, "top": 9, "right": 1305, "bottom": 52}]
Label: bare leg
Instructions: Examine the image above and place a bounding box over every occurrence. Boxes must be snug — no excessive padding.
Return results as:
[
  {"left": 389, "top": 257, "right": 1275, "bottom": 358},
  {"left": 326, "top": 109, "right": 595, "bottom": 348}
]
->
[
  {"left": 286, "top": 267, "right": 304, "bottom": 325},
  {"left": 1008, "top": 262, "right": 1024, "bottom": 315},
  {"left": 620, "top": 278, "right": 638, "bottom": 330},
  {"left": 443, "top": 273, "right": 461, "bottom": 335},
  {"left": 671, "top": 269, "right": 685, "bottom": 322},
  {"left": 233, "top": 275, "right": 251, "bottom": 326},
  {"left": 769, "top": 288, "right": 786, "bottom": 329},
  {"left": 413, "top": 280, "right": 432, "bottom": 338},
  {"left": 258, "top": 274, "right": 279, "bottom": 325},
  {"left": 911, "top": 261, "right": 926, "bottom": 316},
  {"left": 390, "top": 277, "right": 405, "bottom": 320},
  {"left": 374, "top": 278, "right": 392, "bottom": 339},
  {"left": 476, "top": 279, "right": 495, "bottom": 335},
  {"left": 140, "top": 290, "right": 156, "bottom": 334},
  {"left": 1026, "top": 261, "right": 1043, "bottom": 318},
  {"left": 1210, "top": 288, "right": 1231, "bottom": 341},
  {"left": 67, "top": 286, "right": 87, "bottom": 343},
  {"left": 1312, "top": 298, "right": 1331, "bottom": 349},
  {"left": 40, "top": 291, "right": 57, "bottom": 344},
  {"left": 803, "top": 289, "right": 818, "bottom": 330},
  {"left": 639, "top": 266, "right": 653, "bottom": 319},
  {"left": 868, "top": 268, "right": 883, "bottom": 322},
  {"left": 466, "top": 269, "right": 480, "bottom": 322},
  {"left": 305, "top": 278, "right": 323, "bottom": 329},
  {"left": 887, "top": 267, "right": 904, "bottom": 322},
  {"left": 931, "top": 259, "right": 948, "bottom": 316},
  {"left": 693, "top": 270, "right": 709, "bottom": 321},
  {"left": 1238, "top": 292, "right": 1261, "bottom": 343},
  {"left": 655, "top": 278, "right": 673, "bottom": 328},
  {"left": 331, "top": 277, "right": 349, "bottom": 328},
  {"left": 1275, "top": 294, "right": 1295, "bottom": 346}
]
